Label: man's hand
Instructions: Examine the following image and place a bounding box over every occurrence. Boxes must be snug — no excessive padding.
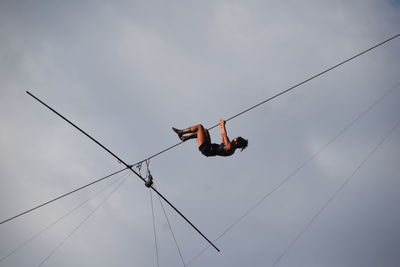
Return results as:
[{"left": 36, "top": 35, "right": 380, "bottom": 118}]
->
[{"left": 219, "top": 119, "right": 231, "bottom": 149}]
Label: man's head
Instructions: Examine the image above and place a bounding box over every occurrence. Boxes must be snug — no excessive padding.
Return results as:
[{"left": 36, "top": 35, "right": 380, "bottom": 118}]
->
[{"left": 233, "top": 137, "right": 248, "bottom": 151}]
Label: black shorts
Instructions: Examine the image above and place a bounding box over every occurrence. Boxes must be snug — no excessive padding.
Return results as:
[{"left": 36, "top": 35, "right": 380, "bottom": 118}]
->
[{"left": 199, "top": 143, "right": 221, "bottom": 157}]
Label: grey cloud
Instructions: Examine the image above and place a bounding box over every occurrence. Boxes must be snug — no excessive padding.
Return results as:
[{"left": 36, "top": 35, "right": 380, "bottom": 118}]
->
[{"left": 0, "top": 1, "right": 399, "bottom": 267}]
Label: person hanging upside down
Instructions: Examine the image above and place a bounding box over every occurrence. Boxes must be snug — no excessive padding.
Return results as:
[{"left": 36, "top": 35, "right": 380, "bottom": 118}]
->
[{"left": 172, "top": 120, "right": 248, "bottom": 157}]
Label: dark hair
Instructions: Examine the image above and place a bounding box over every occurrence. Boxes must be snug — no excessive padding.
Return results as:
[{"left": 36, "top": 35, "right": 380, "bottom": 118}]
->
[{"left": 235, "top": 137, "right": 248, "bottom": 151}]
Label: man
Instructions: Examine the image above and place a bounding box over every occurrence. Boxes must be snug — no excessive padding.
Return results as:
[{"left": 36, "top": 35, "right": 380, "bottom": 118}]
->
[{"left": 172, "top": 120, "right": 248, "bottom": 157}]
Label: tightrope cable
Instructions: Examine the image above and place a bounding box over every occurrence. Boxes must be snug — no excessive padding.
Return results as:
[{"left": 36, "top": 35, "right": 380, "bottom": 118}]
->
[
  {"left": 0, "top": 171, "right": 127, "bottom": 263},
  {"left": 3, "top": 32, "right": 397, "bottom": 263},
  {"left": 9, "top": 33, "right": 399, "bottom": 227},
  {"left": 135, "top": 32, "right": 400, "bottom": 164},
  {"left": 157, "top": 191, "right": 186, "bottom": 267},
  {"left": 0, "top": 167, "right": 129, "bottom": 225},
  {"left": 273, "top": 118, "right": 400, "bottom": 266},
  {"left": 37, "top": 172, "right": 131, "bottom": 267},
  {"left": 186, "top": 80, "right": 400, "bottom": 266},
  {"left": 149, "top": 189, "right": 160, "bottom": 267},
  {"left": 26, "top": 91, "right": 220, "bottom": 252}
]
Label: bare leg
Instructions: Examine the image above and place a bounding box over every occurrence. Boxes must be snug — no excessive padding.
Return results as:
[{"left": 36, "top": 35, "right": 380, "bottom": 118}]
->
[
  {"left": 204, "top": 129, "right": 211, "bottom": 143},
  {"left": 181, "top": 133, "right": 197, "bottom": 141},
  {"left": 172, "top": 124, "right": 209, "bottom": 146}
]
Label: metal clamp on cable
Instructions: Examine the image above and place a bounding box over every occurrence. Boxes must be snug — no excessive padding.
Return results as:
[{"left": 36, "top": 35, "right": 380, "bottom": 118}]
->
[
  {"left": 144, "top": 159, "right": 153, "bottom": 187},
  {"left": 145, "top": 173, "right": 153, "bottom": 188}
]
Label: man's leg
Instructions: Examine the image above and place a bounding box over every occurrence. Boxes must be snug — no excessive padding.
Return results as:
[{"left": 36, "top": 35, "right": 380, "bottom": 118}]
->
[
  {"left": 181, "top": 133, "right": 197, "bottom": 141},
  {"left": 172, "top": 124, "right": 207, "bottom": 146},
  {"left": 204, "top": 129, "right": 211, "bottom": 143}
]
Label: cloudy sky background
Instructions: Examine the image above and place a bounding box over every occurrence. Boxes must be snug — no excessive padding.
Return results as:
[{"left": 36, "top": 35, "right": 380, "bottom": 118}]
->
[{"left": 1, "top": 1, "right": 400, "bottom": 266}]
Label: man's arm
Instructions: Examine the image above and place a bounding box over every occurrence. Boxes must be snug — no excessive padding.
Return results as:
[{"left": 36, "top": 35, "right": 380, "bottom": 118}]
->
[{"left": 219, "top": 120, "right": 232, "bottom": 150}]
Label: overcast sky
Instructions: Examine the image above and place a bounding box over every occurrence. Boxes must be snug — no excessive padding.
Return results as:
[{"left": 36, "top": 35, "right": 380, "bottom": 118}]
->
[{"left": 1, "top": 1, "right": 400, "bottom": 267}]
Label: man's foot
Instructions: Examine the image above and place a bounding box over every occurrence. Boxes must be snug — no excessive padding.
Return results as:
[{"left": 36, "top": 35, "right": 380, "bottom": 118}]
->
[{"left": 172, "top": 127, "right": 183, "bottom": 138}]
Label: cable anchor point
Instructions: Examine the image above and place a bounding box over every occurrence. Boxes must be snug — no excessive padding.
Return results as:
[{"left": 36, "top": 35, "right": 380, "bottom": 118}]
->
[
  {"left": 145, "top": 173, "right": 153, "bottom": 188},
  {"left": 144, "top": 159, "right": 153, "bottom": 188}
]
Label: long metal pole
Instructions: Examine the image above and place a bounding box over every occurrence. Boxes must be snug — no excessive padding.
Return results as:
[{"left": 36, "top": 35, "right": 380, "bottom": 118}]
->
[{"left": 26, "top": 91, "right": 220, "bottom": 252}]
